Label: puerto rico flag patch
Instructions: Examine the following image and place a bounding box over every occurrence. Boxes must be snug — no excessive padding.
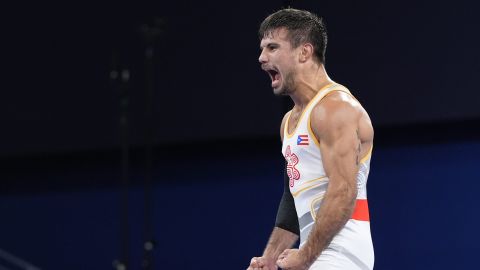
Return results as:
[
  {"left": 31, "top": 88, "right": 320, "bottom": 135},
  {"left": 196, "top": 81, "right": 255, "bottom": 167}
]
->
[{"left": 297, "top": 134, "right": 309, "bottom": 145}]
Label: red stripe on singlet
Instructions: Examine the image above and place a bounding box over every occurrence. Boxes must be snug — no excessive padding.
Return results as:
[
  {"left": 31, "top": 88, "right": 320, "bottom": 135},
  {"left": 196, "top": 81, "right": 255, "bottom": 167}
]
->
[{"left": 351, "top": 199, "right": 370, "bottom": 221}]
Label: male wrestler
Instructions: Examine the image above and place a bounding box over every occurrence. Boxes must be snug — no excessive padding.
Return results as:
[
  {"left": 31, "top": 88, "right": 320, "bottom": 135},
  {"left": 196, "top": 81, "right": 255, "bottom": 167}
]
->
[{"left": 247, "top": 9, "right": 374, "bottom": 270}]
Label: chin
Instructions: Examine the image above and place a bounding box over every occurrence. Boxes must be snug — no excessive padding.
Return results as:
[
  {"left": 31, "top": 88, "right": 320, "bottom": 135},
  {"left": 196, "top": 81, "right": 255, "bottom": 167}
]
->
[{"left": 273, "top": 87, "right": 285, "bottom": 96}]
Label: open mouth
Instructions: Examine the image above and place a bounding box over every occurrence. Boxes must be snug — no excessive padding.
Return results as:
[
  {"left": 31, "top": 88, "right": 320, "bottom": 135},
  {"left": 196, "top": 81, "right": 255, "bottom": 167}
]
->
[{"left": 266, "top": 68, "right": 281, "bottom": 87}]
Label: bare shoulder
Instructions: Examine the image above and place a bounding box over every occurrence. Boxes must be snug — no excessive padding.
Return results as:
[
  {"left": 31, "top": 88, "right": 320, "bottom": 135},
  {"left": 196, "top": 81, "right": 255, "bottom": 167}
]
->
[
  {"left": 310, "top": 91, "right": 373, "bottom": 143},
  {"left": 311, "top": 91, "right": 361, "bottom": 133},
  {"left": 280, "top": 111, "right": 291, "bottom": 142}
]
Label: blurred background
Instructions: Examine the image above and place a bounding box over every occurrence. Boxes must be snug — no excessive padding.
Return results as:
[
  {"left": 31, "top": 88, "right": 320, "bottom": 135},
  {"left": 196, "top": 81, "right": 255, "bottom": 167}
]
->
[{"left": 2, "top": 0, "right": 480, "bottom": 269}]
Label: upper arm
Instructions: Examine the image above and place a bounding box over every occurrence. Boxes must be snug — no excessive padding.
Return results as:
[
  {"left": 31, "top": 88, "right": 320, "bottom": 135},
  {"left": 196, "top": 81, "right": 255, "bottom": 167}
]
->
[{"left": 310, "top": 93, "right": 361, "bottom": 194}]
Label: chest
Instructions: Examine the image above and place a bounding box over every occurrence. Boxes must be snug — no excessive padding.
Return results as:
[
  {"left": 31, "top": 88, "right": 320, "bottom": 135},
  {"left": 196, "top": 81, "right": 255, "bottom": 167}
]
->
[{"left": 287, "top": 110, "right": 302, "bottom": 135}]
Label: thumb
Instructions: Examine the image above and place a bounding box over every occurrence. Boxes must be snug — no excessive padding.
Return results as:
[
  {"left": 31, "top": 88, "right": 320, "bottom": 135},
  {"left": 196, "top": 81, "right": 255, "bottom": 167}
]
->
[
  {"left": 278, "top": 248, "right": 291, "bottom": 260},
  {"left": 276, "top": 249, "right": 292, "bottom": 268},
  {"left": 276, "top": 257, "right": 287, "bottom": 268}
]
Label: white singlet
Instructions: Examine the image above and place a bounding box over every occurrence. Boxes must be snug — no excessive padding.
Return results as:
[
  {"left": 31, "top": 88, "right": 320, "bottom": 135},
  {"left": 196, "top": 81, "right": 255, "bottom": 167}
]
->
[{"left": 281, "top": 83, "right": 374, "bottom": 270}]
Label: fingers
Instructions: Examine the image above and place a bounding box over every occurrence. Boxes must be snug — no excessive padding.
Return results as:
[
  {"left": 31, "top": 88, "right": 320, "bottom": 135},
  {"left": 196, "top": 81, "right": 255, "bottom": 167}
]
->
[
  {"left": 276, "top": 249, "right": 291, "bottom": 268},
  {"left": 278, "top": 249, "right": 291, "bottom": 260},
  {"left": 247, "top": 257, "right": 264, "bottom": 270},
  {"left": 247, "top": 257, "right": 256, "bottom": 270},
  {"left": 276, "top": 258, "right": 288, "bottom": 269},
  {"left": 248, "top": 256, "right": 280, "bottom": 270}
]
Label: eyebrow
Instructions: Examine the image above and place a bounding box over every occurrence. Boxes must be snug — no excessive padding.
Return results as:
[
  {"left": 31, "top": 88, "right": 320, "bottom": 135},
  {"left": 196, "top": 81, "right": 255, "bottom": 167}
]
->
[{"left": 260, "top": 42, "right": 279, "bottom": 50}]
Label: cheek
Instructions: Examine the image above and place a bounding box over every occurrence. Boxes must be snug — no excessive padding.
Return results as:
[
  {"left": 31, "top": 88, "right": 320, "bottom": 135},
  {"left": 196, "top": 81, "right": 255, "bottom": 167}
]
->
[
  {"left": 281, "top": 54, "right": 296, "bottom": 67},
  {"left": 280, "top": 61, "right": 294, "bottom": 76}
]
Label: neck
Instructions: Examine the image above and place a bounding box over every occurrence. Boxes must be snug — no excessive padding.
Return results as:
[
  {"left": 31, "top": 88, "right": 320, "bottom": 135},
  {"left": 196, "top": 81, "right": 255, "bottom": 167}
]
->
[{"left": 288, "top": 64, "right": 333, "bottom": 110}]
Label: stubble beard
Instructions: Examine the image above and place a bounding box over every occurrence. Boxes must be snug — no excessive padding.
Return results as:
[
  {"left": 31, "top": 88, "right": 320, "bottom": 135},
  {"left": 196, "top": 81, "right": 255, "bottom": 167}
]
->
[{"left": 274, "top": 69, "right": 296, "bottom": 96}]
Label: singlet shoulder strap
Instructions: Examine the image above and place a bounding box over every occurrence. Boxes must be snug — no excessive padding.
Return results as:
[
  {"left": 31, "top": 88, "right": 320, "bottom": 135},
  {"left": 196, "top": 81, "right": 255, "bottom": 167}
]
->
[
  {"left": 305, "top": 83, "right": 352, "bottom": 115},
  {"left": 284, "top": 83, "right": 353, "bottom": 139},
  {"left": 283, "top": 110, "right": 293, "bottom": 140},
  {"left": 305, "top": 83, "right": 354, "bottom": 147}
]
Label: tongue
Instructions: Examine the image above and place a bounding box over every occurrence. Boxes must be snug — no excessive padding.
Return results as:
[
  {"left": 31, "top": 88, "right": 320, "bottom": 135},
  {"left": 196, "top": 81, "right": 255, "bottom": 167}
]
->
[{"left": 274, "top": 73, "right": 280, "bottom": 81}]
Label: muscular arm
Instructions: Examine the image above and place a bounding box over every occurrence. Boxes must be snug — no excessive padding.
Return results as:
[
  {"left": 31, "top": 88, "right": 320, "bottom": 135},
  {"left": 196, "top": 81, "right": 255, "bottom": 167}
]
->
[
  {"left": 298, "top": 94, "right": 362, "bottom": 266},
  {"left": 263, "top": 162, "right": 299, "bottom": 258}
]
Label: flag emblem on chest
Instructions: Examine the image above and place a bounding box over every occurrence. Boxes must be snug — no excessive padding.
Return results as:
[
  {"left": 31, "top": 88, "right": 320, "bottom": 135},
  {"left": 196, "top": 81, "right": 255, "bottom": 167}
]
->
[{"left": 297, "top": 134, "right": 309, "bottom": 145}]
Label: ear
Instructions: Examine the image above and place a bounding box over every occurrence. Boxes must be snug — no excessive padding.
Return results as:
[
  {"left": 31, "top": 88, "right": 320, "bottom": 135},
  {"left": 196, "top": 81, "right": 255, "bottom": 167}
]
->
[{"left": 299, "top": 43, "right": 314, "bottom": 63}]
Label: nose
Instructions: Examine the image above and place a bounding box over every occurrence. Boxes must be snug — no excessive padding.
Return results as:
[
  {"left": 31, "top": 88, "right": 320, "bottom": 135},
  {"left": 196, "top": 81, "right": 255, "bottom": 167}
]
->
[{"left": 258, "top": 48, "right": 268, "bottom": 64}]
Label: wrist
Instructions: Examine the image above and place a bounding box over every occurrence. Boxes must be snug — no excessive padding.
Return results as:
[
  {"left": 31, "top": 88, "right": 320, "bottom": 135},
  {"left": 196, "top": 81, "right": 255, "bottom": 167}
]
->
[
  {"left": 262, "top": 245, "right": 283, "bottom": 261},
  {"left": 298, "top": 247, "right": 316, "bottom": 267},
  {"left": 261, "top": 252, "right": 278, "bottom": 262}
]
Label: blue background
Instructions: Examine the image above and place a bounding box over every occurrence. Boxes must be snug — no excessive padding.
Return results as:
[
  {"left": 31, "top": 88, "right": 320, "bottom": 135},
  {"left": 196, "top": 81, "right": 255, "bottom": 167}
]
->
[{"left": 2, "top": 140, "right": 480, "bottom": 269}]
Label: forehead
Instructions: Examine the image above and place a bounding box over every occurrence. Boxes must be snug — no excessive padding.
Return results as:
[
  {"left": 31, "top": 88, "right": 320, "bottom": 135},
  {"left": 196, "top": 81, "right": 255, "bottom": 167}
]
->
[{"left": 260, "top": 28, "right": 290, "bottom": 47}]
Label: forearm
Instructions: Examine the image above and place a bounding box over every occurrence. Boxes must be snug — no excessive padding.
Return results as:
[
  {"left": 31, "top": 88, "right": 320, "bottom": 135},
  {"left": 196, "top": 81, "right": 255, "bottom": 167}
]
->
[
  {"left": 299, "top": 185, "right": 356, "bottom": 265},
  {"left": 263, "top": 227, "right": 299, "bottom": 259},
  {"left": 275, "top": 164, "right": 300, "bottom": 235}
]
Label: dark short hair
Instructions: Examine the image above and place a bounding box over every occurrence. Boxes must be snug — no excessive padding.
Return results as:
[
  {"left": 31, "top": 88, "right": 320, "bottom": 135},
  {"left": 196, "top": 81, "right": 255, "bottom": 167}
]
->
[{"left": 259, "top": 8, "right": 327, "bottom": 64}]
